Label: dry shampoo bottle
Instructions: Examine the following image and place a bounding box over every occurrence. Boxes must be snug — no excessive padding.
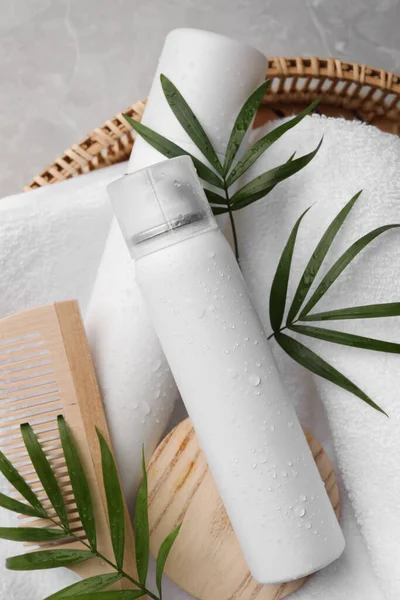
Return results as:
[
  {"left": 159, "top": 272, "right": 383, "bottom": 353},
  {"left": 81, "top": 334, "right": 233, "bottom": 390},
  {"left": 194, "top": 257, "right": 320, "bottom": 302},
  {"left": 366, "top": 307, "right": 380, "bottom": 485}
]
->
[{"left": 109, "top": 156, "right": 345, "bottom": 584}]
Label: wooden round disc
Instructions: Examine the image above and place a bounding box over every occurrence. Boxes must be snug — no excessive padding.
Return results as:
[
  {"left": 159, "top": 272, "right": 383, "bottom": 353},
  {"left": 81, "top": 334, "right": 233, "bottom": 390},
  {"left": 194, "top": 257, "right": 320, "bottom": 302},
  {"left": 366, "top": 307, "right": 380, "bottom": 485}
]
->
[{"left": 148, "top": 418, "right": 340, "bottom": 600}]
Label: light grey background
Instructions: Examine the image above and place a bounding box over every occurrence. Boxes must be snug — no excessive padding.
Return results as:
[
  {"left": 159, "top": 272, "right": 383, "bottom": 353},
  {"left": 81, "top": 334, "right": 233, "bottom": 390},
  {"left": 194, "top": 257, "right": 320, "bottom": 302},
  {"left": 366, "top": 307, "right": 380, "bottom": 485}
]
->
[{"left": 1, "top": 0, "right": 400, "bottom": 196}]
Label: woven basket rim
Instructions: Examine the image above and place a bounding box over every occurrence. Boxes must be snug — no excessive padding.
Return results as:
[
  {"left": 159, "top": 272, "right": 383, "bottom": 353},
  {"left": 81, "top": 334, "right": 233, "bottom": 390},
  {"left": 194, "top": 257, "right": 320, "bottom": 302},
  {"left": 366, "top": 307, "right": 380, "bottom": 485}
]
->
[{"left": 24, "top": 55, "right": 400, "bottom": 192}]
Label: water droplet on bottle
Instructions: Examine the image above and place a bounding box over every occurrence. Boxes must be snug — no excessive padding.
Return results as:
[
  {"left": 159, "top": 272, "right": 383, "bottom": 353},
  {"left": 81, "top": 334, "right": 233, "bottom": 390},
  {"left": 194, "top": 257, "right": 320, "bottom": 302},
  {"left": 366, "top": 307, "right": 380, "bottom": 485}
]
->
[
  {"left": 142, "top": 402, "right": 150, "bottom": 415},
  {"left": 281, "top": 471, "right": 288, "bottom": 477},
  {"left": 305, "top": 522, "right": 312, "bottom": 530},
  {"left": 270, "top": 424, "right": 275, "bottom": 432},
  {"left": 294, "top": 506, "right": 306, "bottom": 517},
  {"left": 207, "top": 250, "right": 216, "bottom": 258},
  {"left": 153, "top": 389, "right": 160, "bottom": 399},
  {"left": 152, "top": 359, "right": 162, "bottom": 372},
  {"left": 133, "top": 403, "right": 138, "bottom": 410},
  {"left": 228, "top": 368, "right": 239, "bottom": 379},
  {"left": 173, "top": 179, "right": 181, "bottom": 187},
  {"left": 244, "top": 336, "right": 249, "bottom": 341},
  {"left": 249, "top": 374, "right": 261, "bottom": 386},
  {"left": 300, "top": 495, "right": 307, "bottom": 502},
  {"left": 288, "top": 421, "right": 293, "bottom": 428},
  {"left": 251, "top": 463, "right": 257, "bottom": 469},
  {"left": 224, "top": 349, "right": 229, "bottom": 354},
  {"left": 196, "top": 307, "right": 205, "bottom": 318}
]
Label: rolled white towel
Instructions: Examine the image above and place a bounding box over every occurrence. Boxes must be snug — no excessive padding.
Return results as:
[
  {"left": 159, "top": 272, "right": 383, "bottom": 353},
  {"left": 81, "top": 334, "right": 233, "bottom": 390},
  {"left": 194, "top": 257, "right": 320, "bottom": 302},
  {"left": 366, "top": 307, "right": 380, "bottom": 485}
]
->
[{"left": 85, "top": 29, "right": 268, "bottom": 512}]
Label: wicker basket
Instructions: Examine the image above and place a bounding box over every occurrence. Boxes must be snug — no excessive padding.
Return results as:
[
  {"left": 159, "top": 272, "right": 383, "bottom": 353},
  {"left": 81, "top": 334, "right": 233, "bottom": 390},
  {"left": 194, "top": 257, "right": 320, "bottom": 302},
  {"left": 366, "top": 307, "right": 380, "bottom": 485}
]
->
[{"left": 24, "top": 56, "right": 400, "bottom": 192}]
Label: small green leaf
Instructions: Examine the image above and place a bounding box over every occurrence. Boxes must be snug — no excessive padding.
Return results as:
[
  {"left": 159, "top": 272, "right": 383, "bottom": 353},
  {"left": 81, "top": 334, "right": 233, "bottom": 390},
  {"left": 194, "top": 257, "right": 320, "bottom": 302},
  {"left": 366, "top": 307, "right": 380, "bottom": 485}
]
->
[
  {"left": 226, "top": 99, "right": 320, "bottom": 186},
  {"left": 212, "top": 206, "right": 229, "bottom": 216},
  {"left": 123, "top": 115, "right": 224, "bottom": 189},
  {"left": 97, "top": 428, "right": 125, "bottom": 569},
  {"left": 58, "top": 416, "right": 96, "bottom": 550},
  {"left": 286, "top": 190, "right": 362, "bottom": 324},
  {"left": 135, "top": 446, "right": 149, "bottom": 586},
  {"left": 204, "top": 189, "right": 227, "bottom": 205},
  {"left": 65, "top": 592, "right": 144, "bottom": 600},
  {"left": 160, "top": 74, "right": 223, "bottom": 175},
  {"left": 275, "top": 332, "right": 386, "bottom": 415},
  {"left": 289, "top": 323, "right": 400, "bottom": 355},
  {"left": 156, "top": 525, "right": 181, "bottom": 599},
  {"left": 269, "top": 207, "right": 311, "bottom": 332},
  {"left": 44, "top": 573, "right": 122, "bottom": 600},
  {"left": 0, "top": 449, "right": 44, "bottom": 514},
  {"left": 0, "top": 527, "right": 66, "bottom": 542},
  {"left": 21, "top": 424, "right": 69, "bottom": 529},
  {"left": 302, "top": 303, "right": 400, "bottom": 322},
  {"left": 223, "top": 80, "right": 271, "bottom": 176},
  {"left": 6, "top": 549, "right": 95, "bottom": 570},
  {"left": 230, "top": 139, "right": 323, "bottom": 209},
  {"left": 0, "top": 491, "right": 44, "bottom": 518},
  {"left": 299, "top": 224, "right": 400, "bottom": 317}
]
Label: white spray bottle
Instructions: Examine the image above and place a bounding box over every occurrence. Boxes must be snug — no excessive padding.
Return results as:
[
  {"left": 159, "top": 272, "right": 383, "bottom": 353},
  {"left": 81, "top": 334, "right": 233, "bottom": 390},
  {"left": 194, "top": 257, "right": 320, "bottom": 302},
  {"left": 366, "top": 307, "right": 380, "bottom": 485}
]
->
[{"left": 108, "top": 155, "right": 345, "bottom": 584}]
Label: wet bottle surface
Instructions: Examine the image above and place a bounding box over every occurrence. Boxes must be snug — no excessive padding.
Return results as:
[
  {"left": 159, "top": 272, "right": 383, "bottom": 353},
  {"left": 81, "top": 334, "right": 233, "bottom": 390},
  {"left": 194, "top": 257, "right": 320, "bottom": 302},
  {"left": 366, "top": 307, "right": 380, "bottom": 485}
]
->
[{"left": 109, "top": 156, "right": 345, "bottom": 583}]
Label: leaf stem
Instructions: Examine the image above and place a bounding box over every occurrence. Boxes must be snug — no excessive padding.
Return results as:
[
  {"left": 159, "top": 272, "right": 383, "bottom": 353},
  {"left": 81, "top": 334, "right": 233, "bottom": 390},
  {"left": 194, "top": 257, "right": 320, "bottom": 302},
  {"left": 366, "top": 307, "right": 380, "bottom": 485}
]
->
[
  {"left": 268, "top": 320, "right": 298, "bottom": 340},
  {"left": 224, "top": 184, "right": 239, "bottom": 261},
  {"left": 45, "top": 513, "right": 158, "bottom": 600}
]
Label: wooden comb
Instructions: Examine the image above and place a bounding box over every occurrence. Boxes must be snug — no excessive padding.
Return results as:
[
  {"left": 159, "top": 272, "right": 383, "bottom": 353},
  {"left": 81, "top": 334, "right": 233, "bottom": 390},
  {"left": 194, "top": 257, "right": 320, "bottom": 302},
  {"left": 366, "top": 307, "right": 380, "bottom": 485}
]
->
[{"left": 0, "top": 301, "right": 136, "bottom": 585}]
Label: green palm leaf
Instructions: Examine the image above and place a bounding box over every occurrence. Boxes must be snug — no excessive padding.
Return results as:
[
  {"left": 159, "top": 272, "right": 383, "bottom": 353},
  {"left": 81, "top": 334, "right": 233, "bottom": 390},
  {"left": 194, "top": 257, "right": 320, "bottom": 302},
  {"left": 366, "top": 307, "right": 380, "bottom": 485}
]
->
[
  {"left": 0, "top": 449, "right": 44, "bottom": 515},
  {"left": 226, "top": 98, "right": 320, "bottom": 186},
  {"left": 290, "top": 323, "right": 400, "bottom": 354},
  {"left": 204, "top": 189, "right": 227, "bottom": 205},
  {"left": 44, "top": 573, "right": 122, "bottom": 600},
  {"left": 97, "top": 429, "right": 125, "bottom": 570},
  {"left": 123, "top": 115, "right": 224, "bottom": 189},
  {"left": 6, "top": 549, "right": 95, "bottom": 570},
  {"left": 223, "top": 80, "right": 271, "bottom": 176},
  {"left": 299, "top": 224, "right": 400, "bottom": 317},
  {"left": 275, "top": 332, "right": 386, "bottom": 415},
  {"left": 58, "top": 416, "right": 96, "bottom": 550},
  {"left": 0, "top": 527, "right": 66, "bottom": 542},
  {"left": 135, "top": 447, "right": 149, "bottom": 586},
  {"left": 230, "top": 139, "right": 323, "bottom": 209},
  {"left": 160, "top": 74, "right": 223, "bottom": 175},
  {"left": 269, "top": 207, "right": 311, "bottom": 332},
  {"left": 156, "top": 526, "right": 181, "bottom": 599},
  {"left": 66, "top": 592, "right": 144, "bottom": 600},
  {"left": 302, "top": 303, "right": 400, "bottom": 321},
  {"left": 21, "top": 424, "right": 69, "bottom": 530},
  {"left": 0, "top": 491, "right": 44, "bottom": 518},
  {"left": 286, "top": 190, "right": 362, "bottom": 324},
  {"left": 212, "top": 206, "right": 229, "bottom": 216}
]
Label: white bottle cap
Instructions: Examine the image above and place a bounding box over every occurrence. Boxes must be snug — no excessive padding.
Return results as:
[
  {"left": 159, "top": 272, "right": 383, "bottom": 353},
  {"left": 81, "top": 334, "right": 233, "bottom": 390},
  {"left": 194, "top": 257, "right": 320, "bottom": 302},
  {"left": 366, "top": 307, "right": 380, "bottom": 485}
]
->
[
  {"left": 128, "top": 28, "right": 268, "bottom": 172},
  {"left": 109, "top": 156, "right": 217, "bottom": 258}
]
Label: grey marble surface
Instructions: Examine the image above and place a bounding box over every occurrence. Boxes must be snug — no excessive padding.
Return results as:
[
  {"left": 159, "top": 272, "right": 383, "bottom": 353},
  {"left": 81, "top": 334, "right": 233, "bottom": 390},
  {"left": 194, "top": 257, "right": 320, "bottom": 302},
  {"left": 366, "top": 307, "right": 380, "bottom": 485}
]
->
[{"left": 1, "top": 0, "right": 400, "bottom": 195}]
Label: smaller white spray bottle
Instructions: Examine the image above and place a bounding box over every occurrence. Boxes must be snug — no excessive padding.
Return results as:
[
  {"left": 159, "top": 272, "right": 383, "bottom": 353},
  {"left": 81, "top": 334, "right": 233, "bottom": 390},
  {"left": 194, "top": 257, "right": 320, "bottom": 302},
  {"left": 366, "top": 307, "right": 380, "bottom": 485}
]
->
[{"left": 109, "top": 156, "right": 345, "bottom": 584}]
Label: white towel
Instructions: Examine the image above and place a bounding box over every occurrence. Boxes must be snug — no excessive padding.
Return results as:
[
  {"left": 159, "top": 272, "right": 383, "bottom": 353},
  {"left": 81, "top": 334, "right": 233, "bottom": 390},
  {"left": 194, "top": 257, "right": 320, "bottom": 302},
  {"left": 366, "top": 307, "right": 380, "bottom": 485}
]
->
[
  {"left": 1, "top": 115, "right": 400, "bottom": 600},
  {"left": 234, "top": 114, "right": 400, "bottom": 600},
  {"left": 0, "top": 164, "right": 125, "bottom": 598}
]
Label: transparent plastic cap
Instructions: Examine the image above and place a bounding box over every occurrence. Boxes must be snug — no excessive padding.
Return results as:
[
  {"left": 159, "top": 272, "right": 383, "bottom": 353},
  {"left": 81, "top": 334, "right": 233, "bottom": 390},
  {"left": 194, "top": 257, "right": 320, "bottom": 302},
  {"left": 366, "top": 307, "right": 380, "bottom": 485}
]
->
[{"left": 108, "top": 156, "right": 217, "bottom": 258}]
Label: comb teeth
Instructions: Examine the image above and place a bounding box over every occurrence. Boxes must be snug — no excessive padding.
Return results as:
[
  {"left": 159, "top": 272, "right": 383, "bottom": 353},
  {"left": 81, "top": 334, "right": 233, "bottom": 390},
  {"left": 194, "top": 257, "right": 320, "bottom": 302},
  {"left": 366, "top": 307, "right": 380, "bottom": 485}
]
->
[{"left": 0, "top": 331, "right": 87, "bottom": 548}]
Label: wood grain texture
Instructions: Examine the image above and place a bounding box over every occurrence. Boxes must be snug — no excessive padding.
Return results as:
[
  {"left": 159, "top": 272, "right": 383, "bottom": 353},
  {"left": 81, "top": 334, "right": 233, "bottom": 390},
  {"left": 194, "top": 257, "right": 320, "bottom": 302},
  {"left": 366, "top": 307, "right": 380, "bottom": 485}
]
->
[
  {"left": 148, "top": 418, "right": 340, "bottom": 600},
  {"left": 0, "top": 301, "right": 136, "bottom": 585}
]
